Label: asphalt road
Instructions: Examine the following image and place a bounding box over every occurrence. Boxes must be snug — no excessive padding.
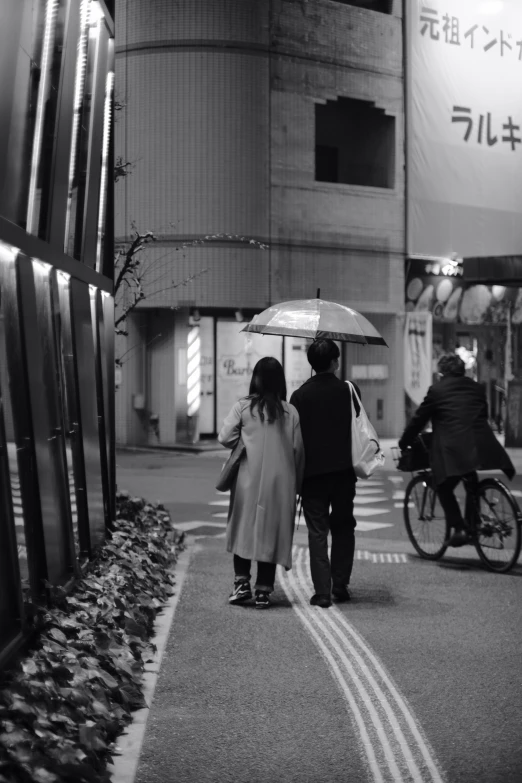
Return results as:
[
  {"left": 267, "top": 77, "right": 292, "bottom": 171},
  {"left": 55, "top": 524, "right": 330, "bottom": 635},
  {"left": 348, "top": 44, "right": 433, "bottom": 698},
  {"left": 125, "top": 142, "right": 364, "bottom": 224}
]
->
[{"left": 116, "top": 450, "right": 522, "bottom": 783}]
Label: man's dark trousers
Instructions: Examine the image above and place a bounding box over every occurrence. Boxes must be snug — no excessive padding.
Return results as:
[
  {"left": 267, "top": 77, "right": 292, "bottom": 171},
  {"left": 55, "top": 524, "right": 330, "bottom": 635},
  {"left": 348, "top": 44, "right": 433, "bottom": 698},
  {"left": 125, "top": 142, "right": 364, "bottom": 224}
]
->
[{"left": 302, "top": 469, "right": 357, "bottom": 596}]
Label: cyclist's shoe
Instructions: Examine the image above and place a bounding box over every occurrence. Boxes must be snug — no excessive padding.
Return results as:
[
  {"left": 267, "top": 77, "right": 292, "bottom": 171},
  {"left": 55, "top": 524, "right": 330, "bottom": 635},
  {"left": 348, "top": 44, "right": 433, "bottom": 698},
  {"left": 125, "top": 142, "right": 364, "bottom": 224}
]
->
[{"left": 446, "top": 529, "right": 472, "bottom": 547}]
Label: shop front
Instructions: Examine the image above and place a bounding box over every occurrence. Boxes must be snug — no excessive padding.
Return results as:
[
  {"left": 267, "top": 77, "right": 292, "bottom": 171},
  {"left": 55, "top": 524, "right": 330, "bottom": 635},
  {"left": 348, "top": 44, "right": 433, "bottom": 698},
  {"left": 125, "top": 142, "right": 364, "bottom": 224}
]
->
[
  {"left": 405, "top": 257, "right": 522, "bottom": 436},
  {"left": 194, "top": 311, "right": 340, "bottom": 438}
]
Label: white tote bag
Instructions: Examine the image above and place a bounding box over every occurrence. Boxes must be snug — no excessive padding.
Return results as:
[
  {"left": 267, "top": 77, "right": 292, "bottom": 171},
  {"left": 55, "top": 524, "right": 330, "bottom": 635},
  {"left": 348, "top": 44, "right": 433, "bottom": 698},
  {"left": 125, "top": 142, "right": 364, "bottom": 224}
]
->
[{"left": 347, "top": 382, "right": 385, "bottom": 479}]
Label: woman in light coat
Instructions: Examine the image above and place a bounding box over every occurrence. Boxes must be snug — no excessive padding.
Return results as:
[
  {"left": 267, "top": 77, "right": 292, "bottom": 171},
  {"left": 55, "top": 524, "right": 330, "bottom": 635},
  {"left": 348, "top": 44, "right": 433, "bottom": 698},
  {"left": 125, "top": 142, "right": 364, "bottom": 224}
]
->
[{"left": 218, "top": 357, "right": 305, "bottom": 609}]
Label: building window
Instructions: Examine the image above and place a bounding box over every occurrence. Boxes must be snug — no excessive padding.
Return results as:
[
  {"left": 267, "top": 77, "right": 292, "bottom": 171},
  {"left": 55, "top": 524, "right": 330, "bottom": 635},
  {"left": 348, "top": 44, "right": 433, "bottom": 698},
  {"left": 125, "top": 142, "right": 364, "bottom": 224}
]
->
[
  {"left": 315, "top": 97, "right": 395, "bottom": 189},
  {"left": 331, "top": 0, "right": 393, "bottom": 13}
]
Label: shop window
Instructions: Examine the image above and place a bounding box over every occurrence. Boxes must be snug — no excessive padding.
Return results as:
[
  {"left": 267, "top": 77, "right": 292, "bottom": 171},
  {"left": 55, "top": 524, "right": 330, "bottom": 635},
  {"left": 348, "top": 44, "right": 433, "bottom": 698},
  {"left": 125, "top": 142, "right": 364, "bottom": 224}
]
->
[
  {"left": 315, "top": 97, "right": 395, "bottom": 189},
  {"left": 330, "top": 0, "right": 393, "bottom": 13}
]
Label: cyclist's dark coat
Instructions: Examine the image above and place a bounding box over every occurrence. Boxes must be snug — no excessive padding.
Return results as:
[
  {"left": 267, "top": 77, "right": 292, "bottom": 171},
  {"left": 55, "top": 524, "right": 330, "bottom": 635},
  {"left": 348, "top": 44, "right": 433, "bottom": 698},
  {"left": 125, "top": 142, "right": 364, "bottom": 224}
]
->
[{"left": 399, "top": 375, "right": 515, "bottom": 485}]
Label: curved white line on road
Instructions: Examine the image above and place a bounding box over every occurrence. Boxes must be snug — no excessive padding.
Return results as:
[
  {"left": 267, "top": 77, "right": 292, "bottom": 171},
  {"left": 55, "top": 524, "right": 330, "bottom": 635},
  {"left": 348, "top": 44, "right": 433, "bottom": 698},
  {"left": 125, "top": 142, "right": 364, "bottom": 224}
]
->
[
  {"left": 279, "top": 547, "right": 446, "bottom": 783},
  {"left": 301, "top": 557, "right": 445, "bottom": 783},
  {"left": 297, "top": 563, "right": 424, "bottom": 781},
  {"left": 291, "top": 550, "right": 404, "bottom": 783},
  {"left": 281, "top": 562, "right": 385, "bottom": 783}
]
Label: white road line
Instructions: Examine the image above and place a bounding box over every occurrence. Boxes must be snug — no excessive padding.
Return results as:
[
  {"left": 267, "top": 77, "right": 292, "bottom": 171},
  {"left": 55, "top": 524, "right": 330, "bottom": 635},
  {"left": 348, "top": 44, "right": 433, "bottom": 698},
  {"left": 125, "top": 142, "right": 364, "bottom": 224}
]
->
[
  {"left": 355, "top": 508, "right": 391, "bottom": 517},
  {"left": 354, "top": 497, "right": 389, "bottom": 505},
  {"left": 301, "top": 556, "right": 445, "bottom": 783},
  {"left": 297, "top": 554, "right": 424, "bottom": 781},
  {"left": 208, "top": 500, "right": 230, "bottom": 506},
  {"left": 356, "top": 522, "right": 394, "bottom": 532},
  {"left": 291, "top": 550, "right": 407, "bottom": 782},
  {"left": 356, "top": 488, "right": 385, "bottom": 495},
  {"left": 281, "top": 562, "right": 385, "bottom": 783}
]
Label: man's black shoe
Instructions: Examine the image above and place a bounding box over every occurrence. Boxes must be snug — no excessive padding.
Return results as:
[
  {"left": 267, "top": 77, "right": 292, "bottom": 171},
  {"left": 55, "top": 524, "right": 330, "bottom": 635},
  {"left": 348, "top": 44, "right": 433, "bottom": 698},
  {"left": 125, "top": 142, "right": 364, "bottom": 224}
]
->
[
  {"left": 332, "top": 585, "right": 351, "bottom": 602},
  {"left": 446, "top": 530, "right": 471, "bottom": 548},
  {"left": 310, "top": 594, "right": 332, "bottom": 608}
]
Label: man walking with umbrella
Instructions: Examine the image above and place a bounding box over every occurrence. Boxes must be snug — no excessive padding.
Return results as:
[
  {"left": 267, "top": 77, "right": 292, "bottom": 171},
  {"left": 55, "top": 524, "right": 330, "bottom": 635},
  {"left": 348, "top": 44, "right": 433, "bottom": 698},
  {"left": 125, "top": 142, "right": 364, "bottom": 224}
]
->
[
  {"left": 241, "top": 291, "right": 387, "bottom": 606},
  {"left": 290, "top": 339, "right": 361, "bottom": 608}
]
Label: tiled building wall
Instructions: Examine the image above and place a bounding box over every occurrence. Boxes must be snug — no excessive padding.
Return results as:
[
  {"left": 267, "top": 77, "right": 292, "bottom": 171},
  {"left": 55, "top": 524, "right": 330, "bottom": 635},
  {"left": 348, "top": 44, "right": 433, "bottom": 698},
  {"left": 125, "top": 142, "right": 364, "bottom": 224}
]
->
[
  {"left": 115, "top": 0, "right": 272, "bottom": 308},
  {"left": 114, "top": 0, "right": 406, "bottom": 440},
  {"left": 269, "top": 0, "right": 404, "bottom": 311}
]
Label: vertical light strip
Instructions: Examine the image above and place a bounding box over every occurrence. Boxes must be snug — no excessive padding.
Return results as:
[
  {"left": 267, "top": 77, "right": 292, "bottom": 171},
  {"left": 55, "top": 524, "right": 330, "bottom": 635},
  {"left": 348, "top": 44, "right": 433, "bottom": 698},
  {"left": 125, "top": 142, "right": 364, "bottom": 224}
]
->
[
  {"left": 26, "top": 0, "right": 60, "bottom": 234},
  {"left": 95, "top": 68, "right": 114, "bottom": 272},
  {"left": 64, "top": 0, "right": 90, "bottom": 251},
  {"left": 187, "top": 327, "right": 201, "bottom": 416}
]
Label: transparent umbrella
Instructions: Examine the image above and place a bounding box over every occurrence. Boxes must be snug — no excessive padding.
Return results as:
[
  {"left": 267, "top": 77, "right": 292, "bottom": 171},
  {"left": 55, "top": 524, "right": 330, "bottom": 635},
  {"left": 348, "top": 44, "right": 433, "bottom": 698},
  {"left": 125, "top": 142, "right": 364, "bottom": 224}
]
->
[{"left": 241, "top": 290, "right": 387, "bottom": 346}]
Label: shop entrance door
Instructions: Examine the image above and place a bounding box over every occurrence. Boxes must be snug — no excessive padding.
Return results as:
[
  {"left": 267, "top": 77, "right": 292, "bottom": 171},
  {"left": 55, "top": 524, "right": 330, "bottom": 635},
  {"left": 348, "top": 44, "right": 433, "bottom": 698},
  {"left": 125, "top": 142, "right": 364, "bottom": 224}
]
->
[{"left": 215, "top": 322, "right": 283, "bottom": 429}]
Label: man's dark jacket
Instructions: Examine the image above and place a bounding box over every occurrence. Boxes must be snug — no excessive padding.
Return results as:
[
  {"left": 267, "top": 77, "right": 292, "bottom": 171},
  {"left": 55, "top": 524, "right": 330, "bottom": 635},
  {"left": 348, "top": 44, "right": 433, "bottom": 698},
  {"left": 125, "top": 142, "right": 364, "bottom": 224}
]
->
[
  {"left": 290, "top": 374, "right": 360, "bottom": 479},
  {"left": 399, "top": 375, "right": 515, "bottom": 485}
]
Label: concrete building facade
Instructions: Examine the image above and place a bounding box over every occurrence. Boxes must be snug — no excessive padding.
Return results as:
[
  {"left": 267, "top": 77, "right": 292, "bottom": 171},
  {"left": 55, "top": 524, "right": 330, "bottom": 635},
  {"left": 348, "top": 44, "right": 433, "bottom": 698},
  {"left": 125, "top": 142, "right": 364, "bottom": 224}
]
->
[{"left": 115, "top": 0, "right": 405, "bottom": 445}]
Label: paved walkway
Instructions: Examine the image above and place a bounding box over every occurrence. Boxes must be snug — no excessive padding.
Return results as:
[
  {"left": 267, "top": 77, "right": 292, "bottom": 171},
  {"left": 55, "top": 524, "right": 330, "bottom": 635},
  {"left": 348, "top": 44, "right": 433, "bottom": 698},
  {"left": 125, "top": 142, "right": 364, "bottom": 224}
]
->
[{"left": 109, "top": 451, "right": 522, "bottom": 783}]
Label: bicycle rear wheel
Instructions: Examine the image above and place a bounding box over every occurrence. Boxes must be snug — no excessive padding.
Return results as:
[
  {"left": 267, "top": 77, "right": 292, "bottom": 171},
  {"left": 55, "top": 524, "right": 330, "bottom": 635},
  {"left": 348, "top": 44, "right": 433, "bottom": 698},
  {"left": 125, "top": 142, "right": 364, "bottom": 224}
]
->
[
  {"left": 473, "top": 479, "right": 522, "bottom": 573},
  {"left": 404, "top": 474, "right": 450, "bottom": 559}
]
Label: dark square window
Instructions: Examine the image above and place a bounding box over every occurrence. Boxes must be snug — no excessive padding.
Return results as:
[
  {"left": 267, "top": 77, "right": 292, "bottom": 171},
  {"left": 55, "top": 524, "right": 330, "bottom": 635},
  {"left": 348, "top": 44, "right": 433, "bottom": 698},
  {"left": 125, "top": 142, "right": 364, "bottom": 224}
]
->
[
  {"left": 315, "top": 146, "right": 339, "bottom": 183},
  {"left": 315, "top": 97, "right": 395, "bottom": 189},
  {"left": 331, "top": 0, "right": 393, "bottom": 13}
]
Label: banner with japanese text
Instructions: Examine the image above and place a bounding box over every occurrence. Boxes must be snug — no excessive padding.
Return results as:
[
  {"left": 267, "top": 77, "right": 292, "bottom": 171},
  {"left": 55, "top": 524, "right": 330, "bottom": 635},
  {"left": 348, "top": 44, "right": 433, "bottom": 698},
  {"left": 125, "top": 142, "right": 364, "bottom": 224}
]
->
[
  {"left": 406, "top": 0, "right": 522, "bottom": 257},
  {"left": 404, "top": 312, "right": 433, "bottom": 407}
]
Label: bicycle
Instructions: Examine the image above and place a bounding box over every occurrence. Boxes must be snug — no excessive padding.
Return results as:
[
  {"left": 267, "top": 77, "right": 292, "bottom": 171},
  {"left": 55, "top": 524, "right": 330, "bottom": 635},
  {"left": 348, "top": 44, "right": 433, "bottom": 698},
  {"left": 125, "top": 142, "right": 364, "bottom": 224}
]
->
[{"left": 392, "top": 434, "right": 522, "bottom": 573}]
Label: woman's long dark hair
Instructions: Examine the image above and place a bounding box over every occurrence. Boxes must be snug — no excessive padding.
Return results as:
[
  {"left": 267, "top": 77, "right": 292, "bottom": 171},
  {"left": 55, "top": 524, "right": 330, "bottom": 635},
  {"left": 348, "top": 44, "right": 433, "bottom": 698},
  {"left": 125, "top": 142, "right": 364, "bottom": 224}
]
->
[{"left": 247, "top": 357, "right": 287, "bottom": 422}]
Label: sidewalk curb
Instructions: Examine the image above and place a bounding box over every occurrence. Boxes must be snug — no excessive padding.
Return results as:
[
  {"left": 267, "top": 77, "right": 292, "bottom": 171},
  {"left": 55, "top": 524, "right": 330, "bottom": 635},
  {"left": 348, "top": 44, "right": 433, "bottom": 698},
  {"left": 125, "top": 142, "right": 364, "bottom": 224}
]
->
[{"left": 108, "top": 543, "right": 197, "bottom": 783}]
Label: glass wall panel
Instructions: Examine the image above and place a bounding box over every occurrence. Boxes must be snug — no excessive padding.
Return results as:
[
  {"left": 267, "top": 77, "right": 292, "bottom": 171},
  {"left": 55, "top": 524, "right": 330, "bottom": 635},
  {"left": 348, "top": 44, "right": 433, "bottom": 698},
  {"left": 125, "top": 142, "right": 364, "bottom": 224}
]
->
[
  {"left": 1, "top": 0, "right": 47, "bottom": 228},
  {"left": 0, "top": 404, "right": 23, "bottom": 654},
  {"left": 65, "top": 2, "right": 109, "bottom": 260},
  {"left": 101, "top": 291, "right": 115, "bottom": 518},
  {"left": 2, "top": 0, "right": 68, "bottom": 236},
  {"left": 0, "top": 241, "right": 47, "bottom": 598},
  {"left": 96, "top": 66, "right": 114, "bottom": 272},
  {"left": 17, "top": 256, "right": 74, "bottom": 584},
  {"left": 70, "top": 278, "right": 105, "bottom": 549},
  {"left": 51, "top": 271, "right": 90, "bottom": 558},
  {"left": 90, "top": 286, "right": 110, "bottom": 525},
  {"left": 0, "top": 303, "right": 29, "bottom": 585}
]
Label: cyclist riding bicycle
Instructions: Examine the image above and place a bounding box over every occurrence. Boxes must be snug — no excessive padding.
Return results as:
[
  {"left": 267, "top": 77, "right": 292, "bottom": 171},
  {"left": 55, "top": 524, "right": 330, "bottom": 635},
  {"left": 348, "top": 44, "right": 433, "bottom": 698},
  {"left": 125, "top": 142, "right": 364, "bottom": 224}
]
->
[{"left": 398, "top": 353, "right": 515, "bottom": 548}]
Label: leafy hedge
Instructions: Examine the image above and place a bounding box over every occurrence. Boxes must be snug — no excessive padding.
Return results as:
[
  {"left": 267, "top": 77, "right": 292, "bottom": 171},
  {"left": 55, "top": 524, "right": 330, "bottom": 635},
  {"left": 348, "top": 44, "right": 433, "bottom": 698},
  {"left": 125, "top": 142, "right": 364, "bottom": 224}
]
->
[{"left": 0, "top": 492, "right": 184, "bottom": 783}]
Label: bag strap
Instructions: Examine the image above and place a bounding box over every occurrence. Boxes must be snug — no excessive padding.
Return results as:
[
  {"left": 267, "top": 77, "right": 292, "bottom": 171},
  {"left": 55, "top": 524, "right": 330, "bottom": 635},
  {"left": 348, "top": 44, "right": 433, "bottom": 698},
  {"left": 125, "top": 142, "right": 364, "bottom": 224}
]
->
[
  {"left": 346, "top": 380, "right": 361, "bottom": 418},
  {"left": 296, "top": 494, "right": 303, "bottom": 530}
]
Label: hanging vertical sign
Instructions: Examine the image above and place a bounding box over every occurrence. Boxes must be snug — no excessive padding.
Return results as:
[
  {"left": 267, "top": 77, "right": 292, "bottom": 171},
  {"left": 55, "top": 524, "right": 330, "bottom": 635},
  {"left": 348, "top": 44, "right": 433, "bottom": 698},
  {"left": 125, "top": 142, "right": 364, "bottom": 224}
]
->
[
  {"left": 406, "top": 0, "right": 522, "bottom": 257},
  {"left": 404, "top": 312, "right": 433, "bottom": 406}
]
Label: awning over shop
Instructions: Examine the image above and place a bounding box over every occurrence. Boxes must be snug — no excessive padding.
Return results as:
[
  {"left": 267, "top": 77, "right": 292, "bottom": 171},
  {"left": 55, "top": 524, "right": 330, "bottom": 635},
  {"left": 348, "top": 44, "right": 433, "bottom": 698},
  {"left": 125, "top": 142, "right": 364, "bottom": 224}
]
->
[{"left": 463, "top": 257, "right": 522, "bottom": 286}]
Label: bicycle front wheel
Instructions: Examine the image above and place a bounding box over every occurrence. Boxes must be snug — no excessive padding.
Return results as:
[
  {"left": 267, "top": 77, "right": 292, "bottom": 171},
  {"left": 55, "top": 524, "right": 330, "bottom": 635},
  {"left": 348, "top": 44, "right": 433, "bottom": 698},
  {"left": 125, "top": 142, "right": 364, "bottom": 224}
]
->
[
  {"left": 404, "top": 474, "right": 450, "bottom": 559},
  {"left": 473, "top": 479, "right": 522, "bottom": 573}
]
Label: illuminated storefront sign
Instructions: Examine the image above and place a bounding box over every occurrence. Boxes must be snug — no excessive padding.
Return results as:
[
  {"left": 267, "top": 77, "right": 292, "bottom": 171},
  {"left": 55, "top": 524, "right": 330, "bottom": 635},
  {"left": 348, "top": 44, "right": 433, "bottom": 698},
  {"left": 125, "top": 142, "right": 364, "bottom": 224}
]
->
[
  {"left": 215, "top": 322, "right": 283, "bottom": 428},
  {"left": 406, "top": 0, "right": 522, "bottom": 257}
]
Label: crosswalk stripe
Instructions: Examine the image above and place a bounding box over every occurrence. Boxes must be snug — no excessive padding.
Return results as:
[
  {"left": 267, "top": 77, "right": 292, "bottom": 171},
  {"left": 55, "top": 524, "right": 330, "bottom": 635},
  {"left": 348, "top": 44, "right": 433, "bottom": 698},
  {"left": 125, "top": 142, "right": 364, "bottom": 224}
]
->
[{"left": 354, "top": 508, "right": 390, "bottom": 517}]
